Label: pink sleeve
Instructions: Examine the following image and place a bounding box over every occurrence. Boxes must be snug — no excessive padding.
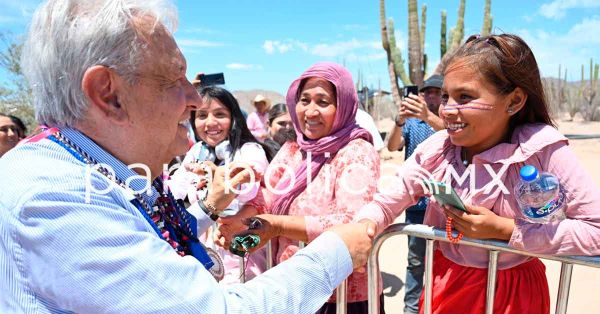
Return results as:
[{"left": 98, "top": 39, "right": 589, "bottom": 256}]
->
[
  {"left": 353, "top": 156, "right": 425, "bottom": 233},
  {"left": 303, "top": 140, "right": 380, "bottom": 241},
  {"left": 509, "top": 141, "right": 600, "bottom": 255},
  {"left": 352, "top": 131, "right": 451, "bottom": 233}
]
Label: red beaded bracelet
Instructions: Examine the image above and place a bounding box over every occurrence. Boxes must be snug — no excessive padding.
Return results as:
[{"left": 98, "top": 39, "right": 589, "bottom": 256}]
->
[{"left": 446, "top": 217, "right": 464, "bottom": 244}]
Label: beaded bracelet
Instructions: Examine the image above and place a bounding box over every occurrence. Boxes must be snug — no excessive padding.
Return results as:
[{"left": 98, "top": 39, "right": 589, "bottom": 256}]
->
[{"left": 445, "top": 217, "right": 464, "bottom": 244}]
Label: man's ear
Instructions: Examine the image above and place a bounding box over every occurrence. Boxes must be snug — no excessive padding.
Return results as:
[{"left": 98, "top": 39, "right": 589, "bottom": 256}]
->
[
  {"left": 81, "top": 65, "right": 128, "bottom": 123},
  {"left": 506, "top": 87, "right": 527, "bottom": 116}
]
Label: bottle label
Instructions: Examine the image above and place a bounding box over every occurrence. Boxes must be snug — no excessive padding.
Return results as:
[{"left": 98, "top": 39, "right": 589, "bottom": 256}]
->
[{"left": 522, "top": 187, "right": 566, "bottom": 219}]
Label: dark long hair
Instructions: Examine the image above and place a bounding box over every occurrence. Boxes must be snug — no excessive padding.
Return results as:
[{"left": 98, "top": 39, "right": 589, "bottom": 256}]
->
[
  {"left": 0, "top": 113, "right": 27, "bottom": 138},
  {"left": 445, "top": 33, "right": 556, "bottom": 130},
  {"left": 267, "top": 103, "right": 288, "bottom": 126},
  {"left": 190, "top": 86, "right": 274, "bottom": 161}
]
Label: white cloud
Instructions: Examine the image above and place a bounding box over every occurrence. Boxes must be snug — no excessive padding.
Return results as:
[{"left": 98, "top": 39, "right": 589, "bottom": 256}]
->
[
  {"left": 226, "top": 63, "right": 262, "bottom": 70},
  {"left": 263, "top": 38, "right": 382, "bottom": 58},
  {"left": 516, "top": 16, "right": 600, "bottom": 79},
  {"left": 262, "top": 40, "right": 306, "bottom": 54},
  {"left": 177, "top": 39, "right": 224, "bottom": 47},
  {"left": 539, "top": 0, "right": 600, "bottom": 19},
  {"left": 346, "top": 53, "right": 386, "bottom": 62}
]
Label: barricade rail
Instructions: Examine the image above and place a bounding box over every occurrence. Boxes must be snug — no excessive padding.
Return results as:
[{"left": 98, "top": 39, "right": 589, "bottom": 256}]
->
[
  {"left": 367, "top": 223, "right": 600, "bottom": 314},
  {"left": 259, "top": 240, "right": 348, "bottom": 314}
]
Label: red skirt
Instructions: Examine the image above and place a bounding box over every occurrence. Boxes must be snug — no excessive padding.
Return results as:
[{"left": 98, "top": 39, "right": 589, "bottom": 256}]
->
[{"left": 419, "top": 250, "right": 550, "bottom": 314}]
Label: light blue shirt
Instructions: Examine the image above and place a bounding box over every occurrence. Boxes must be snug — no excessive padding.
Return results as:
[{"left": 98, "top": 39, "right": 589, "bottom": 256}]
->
[{"left": 0, "top": 128, "right": 353, "bottom": 313}]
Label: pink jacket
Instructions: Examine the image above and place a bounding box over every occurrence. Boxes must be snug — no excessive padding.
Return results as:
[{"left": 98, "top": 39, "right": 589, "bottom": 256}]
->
[
  {"left": 246, "top": 111, "right": 269, "bottom": 140},
  {"left": 356, "top": 123, "right": 600, "bottom": 269}
]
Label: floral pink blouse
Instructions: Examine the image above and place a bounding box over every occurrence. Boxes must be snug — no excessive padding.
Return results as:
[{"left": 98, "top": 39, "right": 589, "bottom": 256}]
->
[{"left": 264, "top": 138, "right": 380, "bottom": 302}]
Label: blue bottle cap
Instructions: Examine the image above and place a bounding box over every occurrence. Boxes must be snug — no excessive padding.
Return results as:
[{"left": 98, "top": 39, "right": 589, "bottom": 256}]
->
[{"left": 519, "top": 165, "right": 538, "bottom": 182}]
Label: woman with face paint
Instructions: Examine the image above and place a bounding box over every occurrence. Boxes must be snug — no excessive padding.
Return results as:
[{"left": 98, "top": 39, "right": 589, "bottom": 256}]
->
[{"left": 350, "top": 34, "right": 600, "bottom": 314}]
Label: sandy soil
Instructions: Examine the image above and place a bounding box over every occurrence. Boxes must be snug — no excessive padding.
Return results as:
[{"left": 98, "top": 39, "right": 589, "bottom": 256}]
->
[{"left": 375, "top": 120, "right": 600, "bottom": 314}]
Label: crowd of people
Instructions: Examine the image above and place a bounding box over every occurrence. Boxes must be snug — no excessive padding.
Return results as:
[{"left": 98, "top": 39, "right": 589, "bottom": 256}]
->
[{"left": 2, "top": 0, "right": 600, "bottom": 314}]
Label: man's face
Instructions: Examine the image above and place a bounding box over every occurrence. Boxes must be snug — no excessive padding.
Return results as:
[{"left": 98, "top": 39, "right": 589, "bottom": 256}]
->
[
  {"left": 254, "top": 101, "right": 268, "bottom": 114},
  {"left": 113, "top": 23, "right": 199, "bottom": 167},
  {"left": 422, "top": 87, "right": 442, "bottom": 115}
]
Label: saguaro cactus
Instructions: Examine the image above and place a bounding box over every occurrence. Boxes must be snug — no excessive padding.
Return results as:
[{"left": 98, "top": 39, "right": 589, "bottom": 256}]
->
[
  {"left": 449, "top": 0, "right": 466, "bottom": 51},
  {"left": 388, "top": 19, "right": 411, "bottom": 85},
  {"left": 408, "top": 0, "right": 424, "bottom": 86},
  {"left": 582, "top": 58, "right": 599, "bottom": 120},
  {"left": 440, "top": 10, "right": 447, "bottom": 58},
  {"left": 421, "top": 4, "right": 428, "bottom": 78},
  {"left": 379, "top": 0, "right": 402, "bottom": 108},
  {"left": 482, "top": 0, "right": 492, "bottom": 36}
]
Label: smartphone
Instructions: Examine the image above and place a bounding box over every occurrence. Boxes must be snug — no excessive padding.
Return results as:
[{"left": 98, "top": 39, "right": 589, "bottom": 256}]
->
[
  {"left": 424, "top": 180, "right": 467, "bottom": 212},
  {"left": 197, "top": 73, "right": 225, "bottom": 87},
  {"left": 403, "top": 85, "right": 419, "bottom": 98}
]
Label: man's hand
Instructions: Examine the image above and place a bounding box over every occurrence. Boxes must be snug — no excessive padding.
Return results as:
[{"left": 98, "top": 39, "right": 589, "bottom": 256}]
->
[
  {"left": 327, "top": 222, "right": 376, "bottom": 271},
  {"left": 188, "top": 161, "right": 261, "bottom": 213},
  {"left": 400, "top": 94, "right": 430, "bottom": 121},
  {"left": 191, "top": 72, "right": 203, "bottom": 88},
  {"left": 400, "top": 94, "right": 445, "bottom": 130},
  {"left": 214, "top": 205, "right": 260, "bottom": 248}
]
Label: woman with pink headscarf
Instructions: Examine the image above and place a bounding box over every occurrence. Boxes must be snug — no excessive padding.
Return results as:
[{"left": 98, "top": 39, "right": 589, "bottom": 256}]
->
[{"left": 233, "top": 62, "right": 383, "bottom": 313}]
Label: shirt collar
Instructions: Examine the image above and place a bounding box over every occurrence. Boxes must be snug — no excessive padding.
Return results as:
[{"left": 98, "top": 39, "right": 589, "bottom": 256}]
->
[
  {"left": 472, "top": 123, "right": 568, "bottom": 165},
  {"left": 60, "top": 127, "right": 159, "bottom": 205}
]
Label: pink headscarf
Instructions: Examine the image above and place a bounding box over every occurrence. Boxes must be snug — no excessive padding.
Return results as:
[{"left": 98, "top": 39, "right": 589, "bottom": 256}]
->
[{"left": 271, "top": 62, "right": 373, "bottom": 215}]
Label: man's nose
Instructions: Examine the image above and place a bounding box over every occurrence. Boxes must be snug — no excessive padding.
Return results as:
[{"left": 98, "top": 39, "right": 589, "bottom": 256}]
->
[{"left": 185, "top": 79, "right": 201, "bottom": 110}]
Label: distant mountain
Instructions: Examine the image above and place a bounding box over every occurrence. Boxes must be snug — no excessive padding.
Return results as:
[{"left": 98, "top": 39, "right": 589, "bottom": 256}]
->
[{"left": 232, "top": 90, "right": 286, "bottom": 114}]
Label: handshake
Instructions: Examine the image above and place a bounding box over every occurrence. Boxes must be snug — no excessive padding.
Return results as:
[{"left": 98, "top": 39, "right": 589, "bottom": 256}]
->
[
  {"left": 185, "top": 160, "right": 379, "bottom": 270},
  {"left": 227, "top": 214, "right": 378, "bottom": 271}
]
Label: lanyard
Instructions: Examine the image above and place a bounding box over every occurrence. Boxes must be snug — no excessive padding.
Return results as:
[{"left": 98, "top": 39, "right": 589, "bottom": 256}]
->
[{"left": 37, "top": 128, "right": 215, "bottom": 271}]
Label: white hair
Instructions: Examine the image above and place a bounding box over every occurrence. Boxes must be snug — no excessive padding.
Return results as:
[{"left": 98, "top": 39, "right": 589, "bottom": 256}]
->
[{"left": 21, "top": 0, "right": 178, "bottom": 126}]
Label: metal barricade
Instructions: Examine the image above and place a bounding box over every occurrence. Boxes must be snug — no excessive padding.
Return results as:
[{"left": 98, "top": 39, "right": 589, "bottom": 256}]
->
[{"left": 368, "top": 223, "right": 600, "bottom": 314}]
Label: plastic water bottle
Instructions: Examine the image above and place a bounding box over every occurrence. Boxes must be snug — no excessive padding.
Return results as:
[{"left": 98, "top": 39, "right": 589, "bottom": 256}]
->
[{"left": 514, "top": 165, "right": 566, "bottom": 223}]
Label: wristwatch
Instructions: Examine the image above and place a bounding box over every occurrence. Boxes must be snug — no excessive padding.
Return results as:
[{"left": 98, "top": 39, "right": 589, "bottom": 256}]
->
[
  {"left": 199, "top": 199, "right": 220, "bottom": 221},
  {"left": 395, "top": 115, "right": 405, "bottom": 127}
]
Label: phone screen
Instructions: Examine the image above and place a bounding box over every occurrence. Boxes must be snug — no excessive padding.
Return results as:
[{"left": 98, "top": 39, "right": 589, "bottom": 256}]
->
[
  {"left": 424, "top": 180, "right": 467, "bottom": 212},
  {"left": 403, "top": 85, "right": 419, "bottom": 98},
  {"left": 198, "top": 73, "right": 225, "bottom": 87}
]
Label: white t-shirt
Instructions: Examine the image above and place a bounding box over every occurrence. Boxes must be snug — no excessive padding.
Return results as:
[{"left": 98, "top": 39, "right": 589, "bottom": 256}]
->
[{"left": 355, "top": 108, "right": 384, "bottom": 151}]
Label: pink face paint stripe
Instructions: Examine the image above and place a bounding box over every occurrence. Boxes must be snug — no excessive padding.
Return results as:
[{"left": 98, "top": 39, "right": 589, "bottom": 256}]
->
[{"left": 442, "top": 100, "right": 494, "bottom": 111}]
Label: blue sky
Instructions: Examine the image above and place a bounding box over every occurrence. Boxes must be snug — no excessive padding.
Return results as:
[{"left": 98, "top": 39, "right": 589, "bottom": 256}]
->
[{"left": 1, "top": 0, "right": 599, "bottom": 95}]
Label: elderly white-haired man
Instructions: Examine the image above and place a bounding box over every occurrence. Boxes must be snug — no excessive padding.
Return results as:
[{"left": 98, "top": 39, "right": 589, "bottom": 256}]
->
[{"left": 0, "top": 1, "right": 375, "bottom": 313}]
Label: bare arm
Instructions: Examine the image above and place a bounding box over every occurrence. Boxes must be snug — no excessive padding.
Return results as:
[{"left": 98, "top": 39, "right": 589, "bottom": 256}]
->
[{"left": 387, "top": 118, "right": 405, "bottom": 152}]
